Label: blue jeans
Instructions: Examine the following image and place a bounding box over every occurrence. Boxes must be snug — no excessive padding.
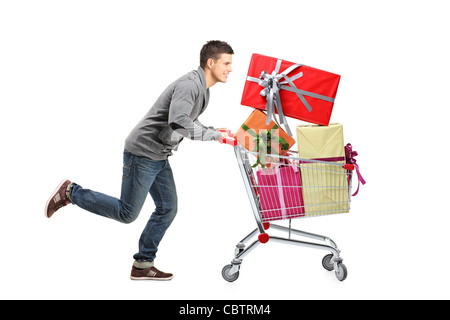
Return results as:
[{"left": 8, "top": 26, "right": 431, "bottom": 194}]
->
[{"left": 70, "top": 150, "right": 178, "bottom": 263}]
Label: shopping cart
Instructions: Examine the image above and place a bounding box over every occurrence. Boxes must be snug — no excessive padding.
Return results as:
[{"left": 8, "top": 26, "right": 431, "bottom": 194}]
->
[{"left": 218, "top": 133, "right": 355, "bottom": 282}]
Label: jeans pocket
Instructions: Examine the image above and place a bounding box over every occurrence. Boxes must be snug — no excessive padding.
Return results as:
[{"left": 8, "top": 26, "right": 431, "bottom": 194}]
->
[{"left": 122, "top": 150, "right": 134, "bottom": 180}]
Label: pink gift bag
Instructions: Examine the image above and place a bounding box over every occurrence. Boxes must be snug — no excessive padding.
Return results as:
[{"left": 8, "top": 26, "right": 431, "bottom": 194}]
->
[{"left": 257, "top": 166, "right": 305, "bottom": 222}]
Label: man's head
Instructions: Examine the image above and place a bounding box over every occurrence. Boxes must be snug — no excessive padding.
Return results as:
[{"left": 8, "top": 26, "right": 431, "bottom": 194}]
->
[{"left": 200, "top": 40, "right": 234, "bottom": 88}]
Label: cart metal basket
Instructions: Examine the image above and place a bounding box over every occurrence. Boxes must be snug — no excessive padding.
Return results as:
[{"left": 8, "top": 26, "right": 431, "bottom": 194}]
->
[{"left": 218, "top": 136, "right": 355, "bottom": 282}]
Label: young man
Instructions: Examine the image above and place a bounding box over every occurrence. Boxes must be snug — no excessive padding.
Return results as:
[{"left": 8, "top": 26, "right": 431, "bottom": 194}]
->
[{"left": 45, "top": 40, "right": 234, "bottom": 280}]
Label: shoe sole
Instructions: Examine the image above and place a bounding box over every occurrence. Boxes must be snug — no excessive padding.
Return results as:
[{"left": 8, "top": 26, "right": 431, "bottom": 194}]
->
[
  {"left": 45, "top": 179, "right": 69, "bottom": 218},
  {"left": 130, "top": 275, "right": 173, "bottom": 281}
]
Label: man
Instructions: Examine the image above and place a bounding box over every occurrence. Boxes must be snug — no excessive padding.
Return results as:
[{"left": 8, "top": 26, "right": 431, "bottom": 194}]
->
[{"left": 45, "top": 40, "right": 234, "bottom": 280}]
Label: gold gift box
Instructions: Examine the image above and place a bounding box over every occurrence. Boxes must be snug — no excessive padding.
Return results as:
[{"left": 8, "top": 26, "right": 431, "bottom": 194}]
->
[{"left": 296, "top": 123, "right": 350, "bottom": 215}]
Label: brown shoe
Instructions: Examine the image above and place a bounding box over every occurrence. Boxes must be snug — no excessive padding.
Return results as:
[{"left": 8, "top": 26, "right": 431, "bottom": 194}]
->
[
  {"left": 45, "top": 179, "right": 72, "bottom": 218},
  {"left": 130, "top": 266, "right": 173, "bottom": 281}
]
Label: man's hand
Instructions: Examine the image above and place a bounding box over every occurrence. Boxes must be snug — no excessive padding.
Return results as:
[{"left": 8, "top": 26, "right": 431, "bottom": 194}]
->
[{"left": 217, "top": 128, "right": 231, "bottom": 138}]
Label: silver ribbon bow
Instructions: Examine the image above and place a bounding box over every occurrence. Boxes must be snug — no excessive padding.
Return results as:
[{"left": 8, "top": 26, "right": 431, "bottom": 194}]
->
[{"left": 246, "top": 58, "right": 335, "bottom": 136}]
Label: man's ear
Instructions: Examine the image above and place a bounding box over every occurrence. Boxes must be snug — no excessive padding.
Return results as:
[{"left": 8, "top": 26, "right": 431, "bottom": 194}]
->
[{"left": 206, "top": 58, "right": 214, "bottom": 70}]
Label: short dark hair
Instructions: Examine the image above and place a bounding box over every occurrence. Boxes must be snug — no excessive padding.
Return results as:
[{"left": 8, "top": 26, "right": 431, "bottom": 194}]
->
[{"left": 200, "top": 40, "right": 234, "bottom": 68}]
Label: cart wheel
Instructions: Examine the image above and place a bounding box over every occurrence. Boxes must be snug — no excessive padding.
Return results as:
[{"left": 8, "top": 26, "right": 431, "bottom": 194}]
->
[
  {"left": 222, "top": 264, "right": 239, "bottom": 282},
  {"left": 335, "top": 263, "right": 348, "bottom": 281},
  {"left": 322, "top": 254, "right": 334, "bottom": 271}
]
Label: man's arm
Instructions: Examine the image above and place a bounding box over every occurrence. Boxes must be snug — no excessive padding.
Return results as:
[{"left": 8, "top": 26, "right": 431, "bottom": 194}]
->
[{"left": 168, "top": 80, "right": 222, "bottom": 141}]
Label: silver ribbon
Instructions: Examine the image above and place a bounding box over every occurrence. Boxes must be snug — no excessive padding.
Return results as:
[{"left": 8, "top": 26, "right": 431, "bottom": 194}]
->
[{"left": 246, "top": 58, "right": 335, "bottom": 136}]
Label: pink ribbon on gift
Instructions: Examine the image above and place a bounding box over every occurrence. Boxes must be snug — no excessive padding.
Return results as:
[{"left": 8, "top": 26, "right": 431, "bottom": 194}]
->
[
  {"left": 345, "top": 143, "right": 366, "bottom": 196},
  {"left": 275, "top": 168, "right": 287, "bottom": 219},
  {"left": 281, "top": 153, "right": 299, "bottom": 173}
]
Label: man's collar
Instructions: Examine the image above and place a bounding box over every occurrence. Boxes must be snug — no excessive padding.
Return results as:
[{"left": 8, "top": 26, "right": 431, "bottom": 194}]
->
[{"left": 197, "top": 66, "right": 207, "bottom": 89}]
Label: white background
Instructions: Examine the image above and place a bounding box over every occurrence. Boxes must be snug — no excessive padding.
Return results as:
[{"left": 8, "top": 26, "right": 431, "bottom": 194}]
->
[{"left": 1, "top": 0, "right": 449, "bottom": 300}]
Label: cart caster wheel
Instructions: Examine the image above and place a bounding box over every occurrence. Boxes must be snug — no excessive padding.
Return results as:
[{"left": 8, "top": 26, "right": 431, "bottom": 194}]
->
[
  {"left": 322, "top": 254, "right": 334, "bottom": 271},
  {"left": 335, "top": 263, "right": 347, "bottom": 281},
  {"left": 222, "top": 264, "right": 239, "bottom": 282}
]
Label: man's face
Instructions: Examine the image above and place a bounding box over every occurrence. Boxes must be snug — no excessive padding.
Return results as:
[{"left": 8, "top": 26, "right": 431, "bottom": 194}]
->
[{"left": 210, "top": 53, "right": 233, "bottom": 83}]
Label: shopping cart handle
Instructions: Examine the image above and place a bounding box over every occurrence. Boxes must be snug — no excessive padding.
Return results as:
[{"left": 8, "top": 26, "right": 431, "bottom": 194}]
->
[
  {"left": 217, "top": 129, "right": 235, "bottom": 138},
  {"left": 218, "top": 136, "right": 237, "bottom": 146}
]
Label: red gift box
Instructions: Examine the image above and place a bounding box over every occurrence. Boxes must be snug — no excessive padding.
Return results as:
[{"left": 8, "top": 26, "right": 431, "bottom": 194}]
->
[{"left": 241, "top": 53, "right": 341, "bottom": 128}]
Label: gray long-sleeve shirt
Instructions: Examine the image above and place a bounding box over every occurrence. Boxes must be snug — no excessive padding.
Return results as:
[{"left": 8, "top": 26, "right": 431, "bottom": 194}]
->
[{"left": 124, "top": 66, "right": 222, "bottom": 160}]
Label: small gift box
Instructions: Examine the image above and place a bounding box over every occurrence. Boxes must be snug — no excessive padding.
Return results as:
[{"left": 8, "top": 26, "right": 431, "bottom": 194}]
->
[
  {"left": 297, "top": 123, "right": 345, "bottom": 160},
  {"left": 235, "top": 109, "right": 295, "bottom": 167},
  {"left": 241, "top": 53, "right": 341, "bottom": 134},
  {"left": 296, "top": 123, "right": 350, "bottom": 214},
  {"left": 257, "top": 166, "right": 305, "bottom": 222}
]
